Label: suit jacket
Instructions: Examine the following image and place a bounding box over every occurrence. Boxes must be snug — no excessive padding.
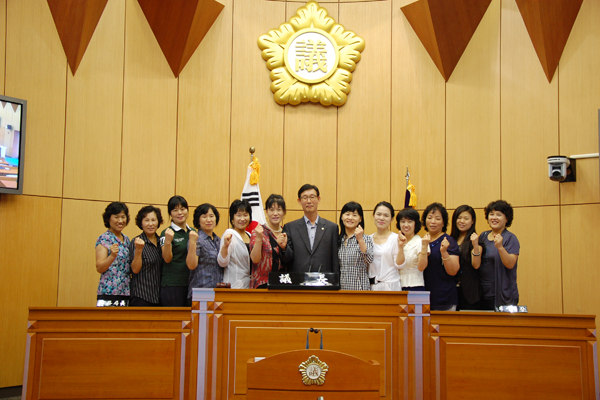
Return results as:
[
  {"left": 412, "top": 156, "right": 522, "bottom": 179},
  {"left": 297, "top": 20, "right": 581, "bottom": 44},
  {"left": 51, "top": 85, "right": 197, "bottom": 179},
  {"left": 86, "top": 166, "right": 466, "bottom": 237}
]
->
[{"left": 283, "top": 216, "right": 340, "bottom": 274}]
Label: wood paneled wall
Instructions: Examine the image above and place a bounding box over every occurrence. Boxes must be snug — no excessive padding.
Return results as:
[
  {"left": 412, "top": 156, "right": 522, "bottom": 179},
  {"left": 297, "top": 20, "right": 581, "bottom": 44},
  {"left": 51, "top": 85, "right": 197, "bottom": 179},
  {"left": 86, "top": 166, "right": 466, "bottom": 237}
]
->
[{"left": 1, "top": 0, "right": 599, "bottom": 388}]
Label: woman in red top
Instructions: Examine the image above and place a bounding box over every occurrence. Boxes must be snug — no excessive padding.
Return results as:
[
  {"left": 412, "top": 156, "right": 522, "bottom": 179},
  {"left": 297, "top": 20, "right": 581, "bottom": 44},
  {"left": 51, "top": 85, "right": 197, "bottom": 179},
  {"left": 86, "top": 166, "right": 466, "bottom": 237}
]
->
[{"left": 249, "top": 194, "right": 293, "bottom": 288}]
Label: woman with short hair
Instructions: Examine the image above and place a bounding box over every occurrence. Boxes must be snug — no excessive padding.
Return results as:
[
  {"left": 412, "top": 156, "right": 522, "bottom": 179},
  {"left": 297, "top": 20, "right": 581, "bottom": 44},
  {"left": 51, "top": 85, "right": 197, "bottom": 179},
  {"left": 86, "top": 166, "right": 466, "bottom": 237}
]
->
[
  {"left": 479, "top": 200, "right": 520, "bottom": 310},
  {"left": 95, "top": 202, "right": 131, "bottom": 306},
  {"left": 160, "top": 196, "right": 197, "bottom": 307},
  {"left": 218, "top": 199, "right": 252, "bottom": 289},
  {"left": 368, "top": 201, "right": 404, "bottom": 291},
  {"left": 129, "top": 205, "right": 164, "bottom": 307},
  {"left": 250, "top": 194, "right": 292, "bottom": 288},
  {"left": 186, "top": 203, "right": 222, "bottom": 301},
  {"left": 396, "top": 208, "right": 427, "bottom": 292},
  {"left": 338, "top": 201, "right": 374, "bottom": 291},
  {"left": 421, "top": 202, "right": 460, "bottom": 311}
]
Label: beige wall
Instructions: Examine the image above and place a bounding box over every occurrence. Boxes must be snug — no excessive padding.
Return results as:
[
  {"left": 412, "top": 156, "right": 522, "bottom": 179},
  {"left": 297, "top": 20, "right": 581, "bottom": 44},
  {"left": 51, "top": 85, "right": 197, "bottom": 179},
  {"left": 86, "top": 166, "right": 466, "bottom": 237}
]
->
[{"left": 1, "top": 0, "right": 599, "bottom": 388}]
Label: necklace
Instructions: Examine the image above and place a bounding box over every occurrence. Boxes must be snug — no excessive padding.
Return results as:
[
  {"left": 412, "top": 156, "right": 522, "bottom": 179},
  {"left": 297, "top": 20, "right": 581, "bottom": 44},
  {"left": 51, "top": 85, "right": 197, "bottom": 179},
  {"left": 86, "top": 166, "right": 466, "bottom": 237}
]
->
[{"left": 266, "top": 223, "right": 282, "bottom": 233}]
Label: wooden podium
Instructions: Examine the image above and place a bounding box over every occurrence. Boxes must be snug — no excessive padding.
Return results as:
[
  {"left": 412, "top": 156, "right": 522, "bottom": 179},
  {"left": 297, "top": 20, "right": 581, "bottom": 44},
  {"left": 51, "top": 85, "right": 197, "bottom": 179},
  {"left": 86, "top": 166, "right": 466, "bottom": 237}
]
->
[
  {"left": 191, "top": 288, "right": 430, "bottom": 400},
  {"left": 246, "top": 349, "right": 380, "bottom": 399}
]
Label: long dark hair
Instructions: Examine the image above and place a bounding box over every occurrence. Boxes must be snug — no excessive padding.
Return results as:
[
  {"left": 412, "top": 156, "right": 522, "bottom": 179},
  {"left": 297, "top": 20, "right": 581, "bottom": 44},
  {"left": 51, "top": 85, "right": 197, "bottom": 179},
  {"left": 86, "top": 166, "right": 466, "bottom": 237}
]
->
[
  {"left": 450, "top": 205, "right": 477, "bottom": 261},
  {"left": 338, "top": 201, "right": 365, "bottom": 245}
]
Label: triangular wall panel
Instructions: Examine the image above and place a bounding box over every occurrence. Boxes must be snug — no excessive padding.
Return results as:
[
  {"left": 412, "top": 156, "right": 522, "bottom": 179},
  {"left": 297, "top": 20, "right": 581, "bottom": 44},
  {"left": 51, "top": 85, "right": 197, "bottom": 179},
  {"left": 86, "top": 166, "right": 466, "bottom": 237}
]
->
[
  {"left": 401, "top": 0, "right": 492, "bottom": 81},
  {"left": 137, "top": 0, "right": 225, "bottom": 77},
  {"left": 47, "top": 0, "right": 108, "bottom": 75},
  {"left": 515, "top": 0, "right": 583, "bottom": 82}
]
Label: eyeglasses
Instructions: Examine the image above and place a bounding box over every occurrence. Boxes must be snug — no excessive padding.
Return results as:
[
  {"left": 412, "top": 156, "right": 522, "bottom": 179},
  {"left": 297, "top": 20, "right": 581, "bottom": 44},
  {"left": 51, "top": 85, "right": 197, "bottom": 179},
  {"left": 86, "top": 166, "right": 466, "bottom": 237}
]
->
[{"left": 300, "top": 195, "right": 318, "bottom": 201}]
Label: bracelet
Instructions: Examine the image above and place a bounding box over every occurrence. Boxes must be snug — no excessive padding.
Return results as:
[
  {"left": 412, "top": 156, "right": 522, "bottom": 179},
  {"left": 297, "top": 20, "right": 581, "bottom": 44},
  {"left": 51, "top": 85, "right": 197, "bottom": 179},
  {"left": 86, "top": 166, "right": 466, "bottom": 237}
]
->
[
  {"left": 441, "top": 256, "right": 450, "bottom": 261},
  {"left": 472, "top": 250, "right": 481, "bottom": 256},
  {"left": 419, "top": 251, "right": 427, "bottom": 256}
]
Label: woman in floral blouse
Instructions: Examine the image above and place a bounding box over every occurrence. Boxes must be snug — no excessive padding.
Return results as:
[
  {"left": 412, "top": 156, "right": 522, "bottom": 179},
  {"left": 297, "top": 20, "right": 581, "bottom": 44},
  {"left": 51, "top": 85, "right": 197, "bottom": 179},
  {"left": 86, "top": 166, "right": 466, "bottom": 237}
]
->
[
  {"left": 95, "top": 202, "right": 131, "bottom": 306},
  {"left": 249, "top": 194, "right": 293, "bottom": 288}
]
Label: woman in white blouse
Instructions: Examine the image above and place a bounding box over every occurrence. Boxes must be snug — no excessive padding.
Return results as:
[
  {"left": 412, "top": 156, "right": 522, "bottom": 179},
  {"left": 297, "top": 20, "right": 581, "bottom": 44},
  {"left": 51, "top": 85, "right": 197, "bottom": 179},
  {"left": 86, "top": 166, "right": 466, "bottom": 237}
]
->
[
  {"left": 218, "top": 199, "right": 252, "bottom": 289},
  {"left": 396, "top": 208, "right": 427, "bottom": 291},
  {"left": 369, "top": 201, "right": 405, "bottom": 291}
]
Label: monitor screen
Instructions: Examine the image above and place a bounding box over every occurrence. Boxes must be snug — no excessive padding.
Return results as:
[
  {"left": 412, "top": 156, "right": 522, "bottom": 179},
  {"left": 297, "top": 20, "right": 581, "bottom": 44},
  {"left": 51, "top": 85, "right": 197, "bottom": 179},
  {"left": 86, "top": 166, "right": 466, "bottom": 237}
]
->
[{"left": 0, "top": 95, "right": 27, "bottom": 194}]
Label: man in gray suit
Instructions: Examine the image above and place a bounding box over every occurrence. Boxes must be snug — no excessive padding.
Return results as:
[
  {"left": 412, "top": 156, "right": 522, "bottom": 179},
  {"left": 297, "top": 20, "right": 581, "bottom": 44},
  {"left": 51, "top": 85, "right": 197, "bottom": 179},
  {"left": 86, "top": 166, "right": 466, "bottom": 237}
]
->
[{"left": 283, "top": 184, "right": 340, "bottom": 274}]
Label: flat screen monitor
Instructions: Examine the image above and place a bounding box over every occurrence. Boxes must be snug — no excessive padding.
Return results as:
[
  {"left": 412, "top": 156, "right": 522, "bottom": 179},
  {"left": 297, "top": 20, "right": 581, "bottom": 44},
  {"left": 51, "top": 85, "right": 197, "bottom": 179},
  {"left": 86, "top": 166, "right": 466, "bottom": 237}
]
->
[{"left": 0, "top": 95, "right": 27, "bottom": 194}]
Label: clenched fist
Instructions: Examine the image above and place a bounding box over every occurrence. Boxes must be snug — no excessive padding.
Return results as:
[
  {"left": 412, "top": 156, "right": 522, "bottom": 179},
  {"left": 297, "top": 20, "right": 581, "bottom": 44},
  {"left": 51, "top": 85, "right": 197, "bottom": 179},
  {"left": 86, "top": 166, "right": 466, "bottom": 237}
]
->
[
  {"left": 189, "top": 230, "right": 198, "bottom": 243},
  {"left": 134, "top": 237, "right": 145, "bottom": 251},
  {"left": 164, "top": 228, "right": 174, "bottom": 244}
]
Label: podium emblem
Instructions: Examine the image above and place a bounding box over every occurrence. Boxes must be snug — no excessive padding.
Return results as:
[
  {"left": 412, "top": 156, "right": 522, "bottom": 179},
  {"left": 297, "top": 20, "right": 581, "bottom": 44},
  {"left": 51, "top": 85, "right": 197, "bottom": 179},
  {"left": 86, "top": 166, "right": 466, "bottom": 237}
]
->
[
  {"left": 257, "top": 1, "right": 365, "bottom": 107},
  {"left": 299, "top": 355, "right": 328, "bottom": 385}
]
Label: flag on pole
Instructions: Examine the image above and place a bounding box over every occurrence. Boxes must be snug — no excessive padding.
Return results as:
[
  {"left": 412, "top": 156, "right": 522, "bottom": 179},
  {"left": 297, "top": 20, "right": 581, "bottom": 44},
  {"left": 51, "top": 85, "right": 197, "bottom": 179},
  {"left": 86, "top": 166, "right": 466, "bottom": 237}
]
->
[
  {"left": 241, "top": 154, "right": 266, "bottom": 233},
  {"left": 404, "top": 167, "right": 417, "bottom": 209},
  {"left": 404, "top": 179, "right": 417, "bottom": 209}
]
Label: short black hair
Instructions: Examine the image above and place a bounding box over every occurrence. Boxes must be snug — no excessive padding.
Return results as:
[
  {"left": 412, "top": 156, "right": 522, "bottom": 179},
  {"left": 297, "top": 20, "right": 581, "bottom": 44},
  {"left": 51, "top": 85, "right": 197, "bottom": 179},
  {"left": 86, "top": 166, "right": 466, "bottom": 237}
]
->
[
  {"left": 265, "top": 194, "right": 286, "bottom": 212},
  {"left": 298, "top": 184, "right": 320, "bottom": 199},
  {"left": 484, "top": 200, "right": 514, "bottom": 227},
  {"left": 167, "top": 195, "right": 188, "bottom": 215},
  {"left": 338, "top": 201, "right": 365, "bottom": 243},
  {"left": 229, "top": 199, "right": 252, "bottom": 227},
  {"left": 396, "top": 208, "right": 421, "bottom": 234},
  {"left": 135, "top": 205, "right": 164, "bottom": 230},
  {"left": 102, "top": 202, "right": 130, "bottom": 228},
  {"left": 421, "top": 202, "right": 449, "bottom": 232},
  {"left": 373, "top": 201, "right": 395, "bottom": 218},
  {"left": 193, "top": 203, "right": 220, "bottom": 229}
]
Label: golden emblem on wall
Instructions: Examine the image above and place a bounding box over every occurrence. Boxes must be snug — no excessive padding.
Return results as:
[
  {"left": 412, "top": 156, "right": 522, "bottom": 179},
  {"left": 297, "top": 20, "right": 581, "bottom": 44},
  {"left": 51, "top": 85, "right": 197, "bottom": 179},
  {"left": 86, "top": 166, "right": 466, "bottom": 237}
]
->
[
  {"left": 299, "top": 355, "right": 329, "bottom": 385},
  {"left": 258, "top": 1, "right": 365, "bottom": 107}
]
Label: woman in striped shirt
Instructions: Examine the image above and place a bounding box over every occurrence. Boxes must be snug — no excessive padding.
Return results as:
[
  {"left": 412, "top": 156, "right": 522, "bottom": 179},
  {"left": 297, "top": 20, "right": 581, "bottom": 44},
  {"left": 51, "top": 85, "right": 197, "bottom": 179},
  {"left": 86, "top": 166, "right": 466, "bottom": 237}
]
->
[{"left": 129, "top": 205, "right": 164, "bottom": 306}]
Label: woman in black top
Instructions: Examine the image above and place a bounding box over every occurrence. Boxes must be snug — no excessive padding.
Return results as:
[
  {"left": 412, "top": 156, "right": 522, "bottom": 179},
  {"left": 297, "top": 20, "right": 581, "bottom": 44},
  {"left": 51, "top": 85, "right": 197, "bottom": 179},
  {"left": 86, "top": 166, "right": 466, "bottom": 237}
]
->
[{"left": 450, "top": 205, "right": 484, "bottom": 310}]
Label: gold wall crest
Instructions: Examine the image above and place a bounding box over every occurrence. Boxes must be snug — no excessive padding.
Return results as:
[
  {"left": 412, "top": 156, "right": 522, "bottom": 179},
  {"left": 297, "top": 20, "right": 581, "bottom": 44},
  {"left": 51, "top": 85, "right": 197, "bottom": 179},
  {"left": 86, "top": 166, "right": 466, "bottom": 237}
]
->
[
  {"left": 257, "top": 1, "right": 365, "bottom": 107},
  {"left": 299, "top": 355, "right": 329, "bottom": 385}
]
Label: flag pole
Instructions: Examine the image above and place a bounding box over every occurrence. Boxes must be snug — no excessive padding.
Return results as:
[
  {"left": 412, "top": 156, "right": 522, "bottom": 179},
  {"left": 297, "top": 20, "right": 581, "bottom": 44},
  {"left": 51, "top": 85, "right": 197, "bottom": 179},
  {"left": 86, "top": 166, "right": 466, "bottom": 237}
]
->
[
  {"left": 405, "top": 166, "right": 409, "bottom": 189},
  {"left": 250, "top": 146, "right": 255, "bottom": 164}
]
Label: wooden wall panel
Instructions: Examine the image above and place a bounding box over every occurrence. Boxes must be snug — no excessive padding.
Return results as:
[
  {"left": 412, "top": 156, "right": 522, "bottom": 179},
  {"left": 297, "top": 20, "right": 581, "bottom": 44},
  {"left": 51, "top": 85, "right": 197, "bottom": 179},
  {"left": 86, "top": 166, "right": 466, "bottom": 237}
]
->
[
  {"left": 6, "top": 0, "right": 67, "bottom": 197},
  {"left": 558, "top": 0, "right": 600, "bottom": 205},
  {"left": 57, "top": 199, "right": 109, "bottom": 307},
  {"left": 120, "top": 0, "right": 177, "bottom": 205},
  {"left": 0, "top": 194, "right": 62, "bottom": 387},
  {"left": 63, "top": 0, "right": 125, "bottom": 201},
  {"left": 283, "top": 3, "right": 338, "bottom": 211},
  {"left": 337, "top": 1, "right": 391, "bottom": 209},
  {"left": 391, "top": 0, "right": 446, "bottom": 210},
  {"left": 229, "top": 0, "right": 285, "bottom": 205},
  {"left": 0, "top": 0, "right": 6, "bottom": 93},
  {"left": 177, "top": 0, "right": 233, "bottom": 209},
  {"left": 446, "top": 0, "right": 500, "bottom": 210},
  {"left": 510, "top": 206, "right": 562, "bottom": 314},
  {"left": 500, "top": 0, "right": 559, "bottom": 207},
  {"left": 561, "top": 204, "right": 600, "bottom": 319}
]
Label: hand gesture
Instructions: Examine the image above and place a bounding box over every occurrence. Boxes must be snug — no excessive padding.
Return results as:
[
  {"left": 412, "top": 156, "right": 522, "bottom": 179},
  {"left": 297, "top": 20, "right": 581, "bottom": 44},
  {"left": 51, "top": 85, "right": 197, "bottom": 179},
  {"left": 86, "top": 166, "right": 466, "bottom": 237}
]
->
[
  {"left": 255, "top": 225, "right": 264, "bottom": 241},
  {"left": 421, "top": 233, "right": 430, "bottom": 247},
  {"left": 493, "top": 233, "right": 503, "bottom": 249},
  {"left": 276, "top": 232, "right": 287, "bottom": 249},
  {"left": 354, "top": 225, "right": 364, "bottom": 241},
  {"left": 397, "top": 232, "right": 407, "bottom": 248},
  {"left": 189, "top": 230, "right": 198, "bottom": 243},
  {"left": 440, "top": 237, "right": 449, "bottom": 252},
  {"left": 470, "top": 232, "right": 479, "bottom": 246},
  {"left": 134, "top": 237, "right": 145, "bottom": 251},
  {"left": 164, "top": 228, "right": 174, "bottom": 244},
  {"left": 223, "top": 234, "right": 233, "bottom": 248},
  {"left": 109, "top": 243, "right": 119, "bottom": 257}
]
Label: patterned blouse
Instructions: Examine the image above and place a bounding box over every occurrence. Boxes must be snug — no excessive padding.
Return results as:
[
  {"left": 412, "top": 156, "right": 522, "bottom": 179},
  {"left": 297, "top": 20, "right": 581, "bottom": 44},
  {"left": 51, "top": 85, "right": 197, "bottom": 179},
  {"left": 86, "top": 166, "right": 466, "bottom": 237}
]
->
[
  {"left": 249, "top": 224, "right": 283, "bottom": 288},
  {"left": 187, "top": 230, "right": 222, "bottom": 298},
  {"left": 338, "top": 233, "right": 374, "bottom": 291},
  {"left": 96, "top": 230, "right": 131, "bottom": 296}
]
